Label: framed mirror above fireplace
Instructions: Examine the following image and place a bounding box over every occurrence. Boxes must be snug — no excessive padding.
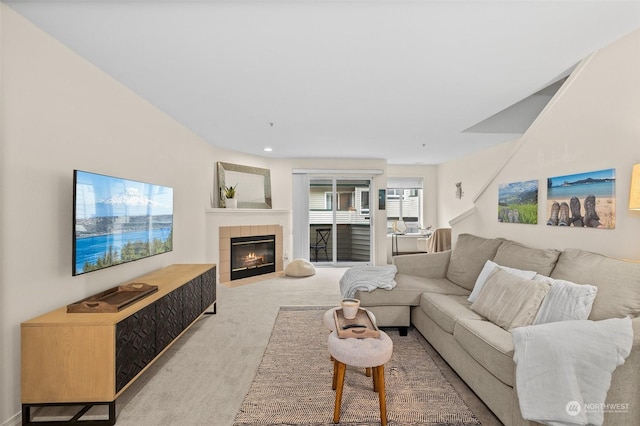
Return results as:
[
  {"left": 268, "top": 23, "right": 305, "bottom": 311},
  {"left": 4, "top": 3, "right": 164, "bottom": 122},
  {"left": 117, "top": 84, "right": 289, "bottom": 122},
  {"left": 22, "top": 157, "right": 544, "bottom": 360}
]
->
[{"left": 217, "top": 162, "right": 272, "bottom": 209}]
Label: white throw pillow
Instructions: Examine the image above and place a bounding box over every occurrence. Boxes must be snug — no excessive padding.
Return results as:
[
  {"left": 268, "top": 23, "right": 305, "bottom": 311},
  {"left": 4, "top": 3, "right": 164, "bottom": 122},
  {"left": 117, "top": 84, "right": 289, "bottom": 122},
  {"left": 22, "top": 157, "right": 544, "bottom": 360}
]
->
[
  {"left": 533, "top": 279, "right": 598, "bottom": 324},
  {"left": 468, "top": 260, "right": 537, "bottom": 303}
]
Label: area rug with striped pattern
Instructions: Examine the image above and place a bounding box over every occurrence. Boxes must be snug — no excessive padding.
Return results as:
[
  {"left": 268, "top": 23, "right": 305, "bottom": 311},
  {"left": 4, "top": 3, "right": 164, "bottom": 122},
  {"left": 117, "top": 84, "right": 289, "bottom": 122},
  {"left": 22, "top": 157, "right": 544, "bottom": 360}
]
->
[{"left": 233, "top": 306, "right": 481, "bottom": 425}]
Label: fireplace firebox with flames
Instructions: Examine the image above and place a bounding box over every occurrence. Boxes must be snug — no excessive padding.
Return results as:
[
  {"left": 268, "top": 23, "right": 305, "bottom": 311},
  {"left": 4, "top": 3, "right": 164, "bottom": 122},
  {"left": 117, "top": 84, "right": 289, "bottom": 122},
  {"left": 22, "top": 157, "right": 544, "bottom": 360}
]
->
[{"left": 230, "top": 234, "right": 276, "bottom": 280}]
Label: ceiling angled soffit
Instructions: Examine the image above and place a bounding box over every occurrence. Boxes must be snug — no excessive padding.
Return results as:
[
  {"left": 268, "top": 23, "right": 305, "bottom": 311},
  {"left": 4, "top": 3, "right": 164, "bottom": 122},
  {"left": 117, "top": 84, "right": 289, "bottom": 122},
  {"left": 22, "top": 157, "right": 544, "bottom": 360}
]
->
[{"left": 463, "top": 67, "right": 574, "bottom": 135}]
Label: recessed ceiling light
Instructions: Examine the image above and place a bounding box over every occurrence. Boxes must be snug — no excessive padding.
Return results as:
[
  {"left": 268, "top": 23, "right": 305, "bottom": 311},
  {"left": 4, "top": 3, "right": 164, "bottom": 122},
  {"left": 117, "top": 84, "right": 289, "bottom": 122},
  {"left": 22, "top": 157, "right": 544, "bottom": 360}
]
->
[{"left": 264, "top": 147, "right": 273, "bottom": 152}]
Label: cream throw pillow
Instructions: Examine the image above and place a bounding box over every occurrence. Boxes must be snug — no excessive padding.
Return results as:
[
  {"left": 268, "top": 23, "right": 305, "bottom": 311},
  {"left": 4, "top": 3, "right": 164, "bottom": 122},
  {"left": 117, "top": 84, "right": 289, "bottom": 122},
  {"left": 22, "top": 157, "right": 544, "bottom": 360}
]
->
[
  {"left": 468, "top": 260, "right": 537, "bottom": 303},
  {"left": 471, "top": 268, "right": 551, "bottom": 330}
]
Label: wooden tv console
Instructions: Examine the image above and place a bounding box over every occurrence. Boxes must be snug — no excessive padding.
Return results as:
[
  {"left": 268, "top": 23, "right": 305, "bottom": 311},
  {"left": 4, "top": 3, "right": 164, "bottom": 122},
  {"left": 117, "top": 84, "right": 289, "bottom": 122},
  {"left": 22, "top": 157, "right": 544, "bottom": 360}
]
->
[{"left": 21, "top": 264, "right": 216, "bottom": 425}]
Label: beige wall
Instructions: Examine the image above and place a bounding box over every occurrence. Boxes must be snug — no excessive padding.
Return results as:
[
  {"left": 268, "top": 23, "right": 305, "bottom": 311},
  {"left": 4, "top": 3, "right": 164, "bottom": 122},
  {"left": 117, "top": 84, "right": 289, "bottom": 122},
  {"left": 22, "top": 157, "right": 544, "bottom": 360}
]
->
[
  {"left": 0, "top": 5, "right": 5, "bottom": 424},
  {"left": 444, "top": 28, "right": 640, "bottom": 260},
  {"left": 0, "top": 6, "right": 217, "bottom": 423},
  {"left": 437, "top": 139, "right": 518, "bottom": 227}
]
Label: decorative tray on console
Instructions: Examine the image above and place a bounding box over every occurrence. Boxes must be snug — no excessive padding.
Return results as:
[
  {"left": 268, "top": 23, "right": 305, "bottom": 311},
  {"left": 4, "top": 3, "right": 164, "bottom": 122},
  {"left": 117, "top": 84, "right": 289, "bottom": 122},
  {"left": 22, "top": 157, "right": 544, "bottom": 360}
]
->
[
  {"left": 334, "top": 308, "right": 380, "bottom": 339},
  {"left": 67, "top": 283, "right": 159, "bottom": 313}
]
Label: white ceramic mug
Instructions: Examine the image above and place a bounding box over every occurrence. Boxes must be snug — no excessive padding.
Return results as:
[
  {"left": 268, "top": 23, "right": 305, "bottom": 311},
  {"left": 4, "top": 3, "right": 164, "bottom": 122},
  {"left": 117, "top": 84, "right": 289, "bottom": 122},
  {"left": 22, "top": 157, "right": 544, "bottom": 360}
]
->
[{"left": 341, "top": 298, "right": 360, "bottom": 319}]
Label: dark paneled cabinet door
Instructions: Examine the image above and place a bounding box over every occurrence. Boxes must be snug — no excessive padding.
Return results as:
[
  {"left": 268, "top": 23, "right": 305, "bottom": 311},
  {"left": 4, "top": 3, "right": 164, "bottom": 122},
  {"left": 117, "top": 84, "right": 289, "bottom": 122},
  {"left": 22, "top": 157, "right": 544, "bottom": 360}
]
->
[
  {"left": 201, "top": 267, "right": 216, "bottom": 312},
  {"left": 155, "top": 287, "right": 184, "bottom": 356},
  {"left": 182, "top": 276, "right": 202, "bottom": 327},
  {"left": 115, "top": 303, "right": 156, "bottom": 392}
]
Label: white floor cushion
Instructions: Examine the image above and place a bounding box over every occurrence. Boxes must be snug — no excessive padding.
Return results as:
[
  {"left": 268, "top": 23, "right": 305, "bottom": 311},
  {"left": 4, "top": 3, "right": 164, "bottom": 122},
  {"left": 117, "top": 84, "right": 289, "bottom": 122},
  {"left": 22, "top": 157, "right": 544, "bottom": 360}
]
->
[{"left": 285, "top": 258, "right": 316, "bottom": 277}]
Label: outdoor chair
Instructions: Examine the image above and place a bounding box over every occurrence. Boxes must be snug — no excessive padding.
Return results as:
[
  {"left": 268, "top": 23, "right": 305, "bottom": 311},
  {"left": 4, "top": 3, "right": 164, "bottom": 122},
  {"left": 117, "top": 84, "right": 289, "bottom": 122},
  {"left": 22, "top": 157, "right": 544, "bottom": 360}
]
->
[{"left": 310, "top": 227, "right": 331, "bottom": 262}]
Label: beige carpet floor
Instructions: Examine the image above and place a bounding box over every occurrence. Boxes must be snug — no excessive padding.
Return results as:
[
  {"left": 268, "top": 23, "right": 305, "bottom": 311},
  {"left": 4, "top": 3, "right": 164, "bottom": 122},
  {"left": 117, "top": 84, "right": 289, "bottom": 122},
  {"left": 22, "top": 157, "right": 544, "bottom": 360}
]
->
[{"left": 233, "top": 307, "right": 481, "bottom": 425}]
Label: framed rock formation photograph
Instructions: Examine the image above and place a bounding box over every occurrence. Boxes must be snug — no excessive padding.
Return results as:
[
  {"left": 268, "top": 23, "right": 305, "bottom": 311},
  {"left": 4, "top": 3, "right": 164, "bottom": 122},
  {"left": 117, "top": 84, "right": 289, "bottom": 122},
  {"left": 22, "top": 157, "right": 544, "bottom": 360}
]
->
[{"left": 546, "top": 168, "right": 616, "bottom": 229}]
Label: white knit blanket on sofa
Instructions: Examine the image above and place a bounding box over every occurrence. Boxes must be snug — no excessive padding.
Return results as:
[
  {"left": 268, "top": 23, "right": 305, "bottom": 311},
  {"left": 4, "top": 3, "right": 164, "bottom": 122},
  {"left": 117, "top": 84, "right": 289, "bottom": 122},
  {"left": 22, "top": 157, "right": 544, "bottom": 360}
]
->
[
  {"left": 339, "top": 265, "right": 397, "bottom": 299},
  {"left": 512, "top": 317, "right": 633, "bottom": 426}
]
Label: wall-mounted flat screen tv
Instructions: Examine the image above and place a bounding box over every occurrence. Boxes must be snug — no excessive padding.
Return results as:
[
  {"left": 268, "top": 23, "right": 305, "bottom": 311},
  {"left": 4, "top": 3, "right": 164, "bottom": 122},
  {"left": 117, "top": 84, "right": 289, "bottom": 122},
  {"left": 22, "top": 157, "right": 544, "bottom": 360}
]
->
[{"left": 73, "top": 170, "right": 174, "bottom": 276}]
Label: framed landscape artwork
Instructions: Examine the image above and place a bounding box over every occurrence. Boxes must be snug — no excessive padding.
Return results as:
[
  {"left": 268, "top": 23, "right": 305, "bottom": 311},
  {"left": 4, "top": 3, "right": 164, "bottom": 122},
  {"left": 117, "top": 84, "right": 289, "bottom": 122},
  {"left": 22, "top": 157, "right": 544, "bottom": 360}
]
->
[
  {"left": 498, "top": 179, "right": 538, "bottom": 224},
  {"left": 546, "top": 168, "right": 615, "bottom": 229}
]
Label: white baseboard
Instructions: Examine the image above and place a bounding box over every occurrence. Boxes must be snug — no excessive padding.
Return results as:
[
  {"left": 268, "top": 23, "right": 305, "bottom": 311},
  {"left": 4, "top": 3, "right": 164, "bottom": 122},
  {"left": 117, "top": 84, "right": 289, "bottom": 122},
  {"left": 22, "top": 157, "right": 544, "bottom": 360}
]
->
[{"left": 2, "top": 411, "right": 21, "bottom": 426}]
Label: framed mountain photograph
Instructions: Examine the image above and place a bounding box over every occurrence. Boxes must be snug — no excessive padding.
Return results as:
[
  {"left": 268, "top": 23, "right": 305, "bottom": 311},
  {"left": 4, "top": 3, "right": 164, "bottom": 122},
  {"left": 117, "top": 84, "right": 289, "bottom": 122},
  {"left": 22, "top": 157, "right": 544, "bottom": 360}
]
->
[{"left": 498, "top": 179, "right": 538, "bottom": 224}]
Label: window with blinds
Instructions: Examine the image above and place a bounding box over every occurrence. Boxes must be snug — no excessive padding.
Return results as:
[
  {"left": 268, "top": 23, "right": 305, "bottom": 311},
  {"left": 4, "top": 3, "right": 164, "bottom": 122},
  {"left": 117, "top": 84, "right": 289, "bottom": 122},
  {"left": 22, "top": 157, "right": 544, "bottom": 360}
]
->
[{"left": 386, "top": 177, "right": 423, "bottom": 232}]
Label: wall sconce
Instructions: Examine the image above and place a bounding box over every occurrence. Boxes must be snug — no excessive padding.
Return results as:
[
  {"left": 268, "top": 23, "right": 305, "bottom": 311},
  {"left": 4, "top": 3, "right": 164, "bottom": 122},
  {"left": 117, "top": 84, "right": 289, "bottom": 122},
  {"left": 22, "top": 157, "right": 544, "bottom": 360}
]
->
[{"left": 630, "top": 163, "right": 640, "bottom": 210}]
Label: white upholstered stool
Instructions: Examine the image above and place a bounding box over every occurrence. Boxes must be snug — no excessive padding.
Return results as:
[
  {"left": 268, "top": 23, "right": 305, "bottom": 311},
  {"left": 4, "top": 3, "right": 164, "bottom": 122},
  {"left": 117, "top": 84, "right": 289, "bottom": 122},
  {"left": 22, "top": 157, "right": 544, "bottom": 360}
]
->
[
  {"left": 327, "top": 330, "right": 393, "bottom": 425},
  {"left": 324, "top": 307, "right": 379, "bottom": 379}
]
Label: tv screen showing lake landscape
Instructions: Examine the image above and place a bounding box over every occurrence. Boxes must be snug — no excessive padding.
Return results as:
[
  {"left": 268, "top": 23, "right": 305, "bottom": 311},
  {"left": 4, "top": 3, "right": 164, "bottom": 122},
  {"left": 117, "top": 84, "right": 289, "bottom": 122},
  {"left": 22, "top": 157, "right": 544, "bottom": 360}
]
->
[{"left": 73, "top": 170, "right": 174, "bottom": 276}]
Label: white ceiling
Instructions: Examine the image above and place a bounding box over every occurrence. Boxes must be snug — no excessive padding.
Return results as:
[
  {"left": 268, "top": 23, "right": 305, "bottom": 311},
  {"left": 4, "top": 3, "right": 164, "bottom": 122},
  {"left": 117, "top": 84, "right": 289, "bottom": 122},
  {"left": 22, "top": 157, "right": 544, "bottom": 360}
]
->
[{"left": 5, "top": 1, "right": 640, "bottom": 164}]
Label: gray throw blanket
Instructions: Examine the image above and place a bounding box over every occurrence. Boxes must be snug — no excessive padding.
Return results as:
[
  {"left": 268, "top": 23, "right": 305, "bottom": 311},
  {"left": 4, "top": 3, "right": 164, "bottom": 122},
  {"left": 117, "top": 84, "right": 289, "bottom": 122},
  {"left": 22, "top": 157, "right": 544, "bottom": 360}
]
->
[
  {"left": 339, "top": 265, "right": 397, "bottom": 299},
  {"left": 512, "top": 317, "right": 633, "bottom": 426}
]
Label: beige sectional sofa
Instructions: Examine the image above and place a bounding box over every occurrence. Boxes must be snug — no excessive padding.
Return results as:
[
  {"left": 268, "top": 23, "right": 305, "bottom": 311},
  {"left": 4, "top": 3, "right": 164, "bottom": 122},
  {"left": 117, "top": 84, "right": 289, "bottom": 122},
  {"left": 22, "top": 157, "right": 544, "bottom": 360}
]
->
[{"left": 355, "top": 233, "right": 640, "bottom": 425}]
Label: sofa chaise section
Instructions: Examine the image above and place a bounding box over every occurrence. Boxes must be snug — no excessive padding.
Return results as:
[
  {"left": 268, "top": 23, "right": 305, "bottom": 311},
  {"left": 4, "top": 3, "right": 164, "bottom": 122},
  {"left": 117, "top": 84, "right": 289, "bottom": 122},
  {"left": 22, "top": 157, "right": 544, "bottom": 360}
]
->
[{"left": 355, "top": 250, "right": 468, "bottom": 334}]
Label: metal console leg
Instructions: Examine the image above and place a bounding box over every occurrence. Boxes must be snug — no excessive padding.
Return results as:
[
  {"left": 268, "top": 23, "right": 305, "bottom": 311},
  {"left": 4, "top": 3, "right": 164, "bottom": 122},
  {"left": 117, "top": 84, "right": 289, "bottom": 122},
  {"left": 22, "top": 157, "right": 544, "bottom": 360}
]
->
[{"left": 22, "top": 401, "right": 116, "bottom": 426}]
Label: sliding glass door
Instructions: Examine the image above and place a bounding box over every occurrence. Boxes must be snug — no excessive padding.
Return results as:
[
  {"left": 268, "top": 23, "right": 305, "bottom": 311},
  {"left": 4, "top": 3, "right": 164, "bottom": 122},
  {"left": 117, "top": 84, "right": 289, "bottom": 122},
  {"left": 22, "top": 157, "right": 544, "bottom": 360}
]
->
[{"left": 309, "top": 177, "right": 371, "bottom": 265}]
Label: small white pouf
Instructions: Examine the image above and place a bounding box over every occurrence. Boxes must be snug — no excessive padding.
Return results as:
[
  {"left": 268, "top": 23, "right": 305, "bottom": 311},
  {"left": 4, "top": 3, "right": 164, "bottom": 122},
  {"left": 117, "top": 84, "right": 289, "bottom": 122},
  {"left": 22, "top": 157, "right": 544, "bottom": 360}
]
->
[
  {"left": 284, "top": 258, "right": 316, "bottom": 277},
  {"left": 327, "top": 330, "right": 393, "bottom": 425}
]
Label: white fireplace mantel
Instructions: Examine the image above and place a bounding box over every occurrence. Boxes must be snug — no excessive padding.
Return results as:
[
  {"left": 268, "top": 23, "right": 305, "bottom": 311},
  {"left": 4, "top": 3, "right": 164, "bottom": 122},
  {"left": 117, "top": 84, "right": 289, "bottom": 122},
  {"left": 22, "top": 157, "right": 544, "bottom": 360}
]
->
[
  {"left": 205, "top": 208, "right": 291, "bottom": 228},
  {"left": 205, "top": 208, "right": 290, "bottom": 215}
]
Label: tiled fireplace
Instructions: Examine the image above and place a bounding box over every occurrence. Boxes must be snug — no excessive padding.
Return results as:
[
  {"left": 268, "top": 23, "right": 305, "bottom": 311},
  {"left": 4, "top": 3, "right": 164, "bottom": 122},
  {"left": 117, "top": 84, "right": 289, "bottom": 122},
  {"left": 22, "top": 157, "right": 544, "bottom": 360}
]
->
[{"left": 218, "top": 225, "right": 283, "bottom": 283}]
